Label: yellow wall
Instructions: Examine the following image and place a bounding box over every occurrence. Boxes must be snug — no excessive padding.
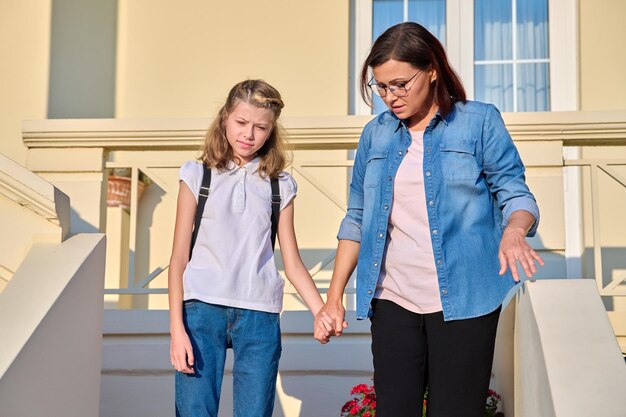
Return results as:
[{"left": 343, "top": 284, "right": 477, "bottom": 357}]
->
[
  {"left": 3, "top": 0, "right": 626, "bottom": 162},
  {"left": 0, "top": 1, "right": 51, "bottom": 165},
  {"left": 579, "top": 0, "right": 626, "bottom": 110},
  {"left": 579, "top": 0, "right": 626, "bottom": 312},
  {"left": 116, "top": 0, "right": 350, "bottom": 118}
]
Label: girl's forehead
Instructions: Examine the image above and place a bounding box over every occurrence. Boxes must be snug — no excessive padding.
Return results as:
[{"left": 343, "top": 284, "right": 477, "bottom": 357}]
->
[{"left": 230, "top": 101, "right": 274, "bottom": 122}]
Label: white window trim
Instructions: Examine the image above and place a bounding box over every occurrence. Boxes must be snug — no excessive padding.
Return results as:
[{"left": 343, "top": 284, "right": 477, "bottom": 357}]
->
[
  {"left": 353, "top": 0, "right": 578, "bottom": 112},
  {"left": 452, "top": 0, "right": 578, "bottom": 111},
  {"left": 446, "top": 0, "right": 474, "bottom": 98},
  {"left": 549, "top": 0, "right": 582, "bottom": 278},
  {"left": 351, "top": 0, "right": 373, "bottom": 116}
]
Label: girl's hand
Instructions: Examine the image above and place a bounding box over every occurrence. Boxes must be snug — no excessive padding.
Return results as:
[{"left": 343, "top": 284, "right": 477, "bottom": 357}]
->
[
  {"left": 170, "top": 327, "right": 195, "bottom": 374},
  {"left": 313, "top": 311, "right": 336, "bottom": 344},
  {"left": 317, "top": 299, "right": 348, "bottom": 338},
  {"left": 498, "top": 226, "right": 544, "bottom": 282}
]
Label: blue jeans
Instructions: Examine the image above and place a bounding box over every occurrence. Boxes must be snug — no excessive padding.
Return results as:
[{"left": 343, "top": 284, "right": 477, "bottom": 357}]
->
[{"left": 175, "top": 300, "right": 281, "bottom": 417}]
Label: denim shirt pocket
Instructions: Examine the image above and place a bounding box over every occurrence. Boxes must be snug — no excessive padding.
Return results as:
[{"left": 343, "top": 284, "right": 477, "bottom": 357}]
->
[
  {"left": 439, "top": 138, "right": 480, "bottom": 181},
  {"left": 363, "top": 151, "right": 388, "bottom": 188}
]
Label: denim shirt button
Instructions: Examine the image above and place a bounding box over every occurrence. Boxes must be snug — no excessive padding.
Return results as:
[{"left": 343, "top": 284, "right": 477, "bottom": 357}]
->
[
  {"left": 442, "top": 288, "right": 448, "bottom": 295},
  {"left": 398, "top": 151, "right": 403, "bottom": 155},
  {"left": 437, "top": 259, "right": 442, "bottom": 265},
  {"left": 374, "top": 262, "right": 378, "bottom": 267},
  {"left": 378, "top": 233, "right": 383, "bottom": 238},
  {"left": 425, "top": 171, "right": 431, "bottom": 177},
  {"left": 428, "top": 200, "right": 434, "bottom": 206},
  {"left": 388, "top": 176, "right": 392, "bottom": 181},
  {"left": 384, "top": 205, "right": 389, "bottom": 210},
  {"left": 367, "top": 290, "right": 373, "bottom": 295},
  {"left": 432, "top": 229, "right": 438, "bottom": 235}
]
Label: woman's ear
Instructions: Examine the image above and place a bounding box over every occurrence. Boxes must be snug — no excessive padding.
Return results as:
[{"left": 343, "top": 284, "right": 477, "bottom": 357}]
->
[{"left": 431, "top": 70, "right": 438, "bottom": 83}]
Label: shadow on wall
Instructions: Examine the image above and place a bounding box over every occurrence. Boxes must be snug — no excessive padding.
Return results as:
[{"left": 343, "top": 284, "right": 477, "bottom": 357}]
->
[
  {"left": 278, "top": 374, "right": 374, "bottom": 417},
  {"left": 70, "top": 206, "right": 99, "bottom": 234},
  {"left": 584, "top": 247, "right": 626, "bottom": 311}
]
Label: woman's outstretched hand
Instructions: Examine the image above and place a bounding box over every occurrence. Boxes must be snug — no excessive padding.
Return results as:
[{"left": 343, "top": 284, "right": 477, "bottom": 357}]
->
[{"left": 498, "top": 211, "right": 544, "bottom": 281}]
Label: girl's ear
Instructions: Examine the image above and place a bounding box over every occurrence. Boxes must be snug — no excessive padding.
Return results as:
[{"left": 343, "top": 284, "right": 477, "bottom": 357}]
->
[{"left": 431, "top": 70, "right": 438, "bottom": 83}]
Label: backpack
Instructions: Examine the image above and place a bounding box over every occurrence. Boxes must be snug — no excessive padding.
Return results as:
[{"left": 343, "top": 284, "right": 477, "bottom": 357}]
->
[{"left": 189, "top": 163, "right": 281, "bottom": 259}]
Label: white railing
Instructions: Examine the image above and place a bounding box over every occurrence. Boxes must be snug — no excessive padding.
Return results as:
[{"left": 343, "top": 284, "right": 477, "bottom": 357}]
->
[
  {"left": 563, "top": 159, "right": 626, "bottom": 296},
  {"left": 21, "top": 112, "right": 626, "bottom": 310}
]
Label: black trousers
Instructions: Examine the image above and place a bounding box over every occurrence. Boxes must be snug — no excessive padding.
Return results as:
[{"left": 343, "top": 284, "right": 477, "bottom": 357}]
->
[{"left": 370, "top": 299, "right": 501, "bottom": 417}]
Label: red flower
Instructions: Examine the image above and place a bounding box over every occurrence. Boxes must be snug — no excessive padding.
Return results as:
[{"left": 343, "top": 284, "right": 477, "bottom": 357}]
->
[
  {"left": 343, "top": 382, "right": 502, "bottom": 417},
  {"left": 350, "top": 384, "right": 369, "bottom": 395},
  {"left": 487, "top": 389, "right": 502, "bottom": 400},
  {"left": 341, "top": 399, "right": 357, "bottom": 414},
  {"left": 342, "top": 383, "right": 377, "bottom": 417}
]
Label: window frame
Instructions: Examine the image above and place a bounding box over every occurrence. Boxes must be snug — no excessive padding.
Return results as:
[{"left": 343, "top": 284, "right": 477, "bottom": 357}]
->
[{"left": 350, "top": 0, "right": 578, "bottom": 114}]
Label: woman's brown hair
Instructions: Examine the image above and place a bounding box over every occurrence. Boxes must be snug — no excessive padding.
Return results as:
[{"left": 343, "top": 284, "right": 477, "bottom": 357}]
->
[
  {"left": 200, "top": 79, "right": 288, "bottom": 179},
  {"left": 360, "top": 22, "right": 466, "bottom": 117}
]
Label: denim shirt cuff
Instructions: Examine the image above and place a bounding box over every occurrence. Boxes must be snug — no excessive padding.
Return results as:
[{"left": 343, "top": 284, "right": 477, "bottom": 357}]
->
[
  {"left": 337, "top": 217, "right": 362, "bottom": 242},
  {"left": 502, "top": 197, "right": 540, "bottom": 237}
]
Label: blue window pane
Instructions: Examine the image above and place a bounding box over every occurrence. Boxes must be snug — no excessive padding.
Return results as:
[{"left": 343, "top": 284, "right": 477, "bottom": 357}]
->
[
  {"left": 372, "top": 0, "right": 404, "bottom": 115},
  {"left": 517, "top": 0, "right": 549, "bottom": 59},
  {"left": 475, "top": 64, "right": 513, "bottom": 112},
  {"left": 373, "top": 0, "right": 404, "bottom": 40},
  {"left": 373, "top": 94, "right": 388, "bottom": 115},
  {"left": 474, "top": 0, "right": 512, "bottom": 61},
  {"left": 409, "top": 0, "right": 446, "bottom": 45},
  {"left": 517, "top": 63, "right": 550, "bottom": 111},
  {"left": 371, "top": 0, "right": 447, "bottom": 115}
]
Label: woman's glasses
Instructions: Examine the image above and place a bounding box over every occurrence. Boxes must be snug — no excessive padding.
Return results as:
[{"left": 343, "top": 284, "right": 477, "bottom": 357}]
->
[{"left": 368, "top": 70, "right": 424, "bottom": 98}]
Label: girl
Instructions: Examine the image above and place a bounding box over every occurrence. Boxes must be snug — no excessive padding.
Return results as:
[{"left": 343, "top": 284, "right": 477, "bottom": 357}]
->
[
  {"left": 169, "top": 79, "right": 330, "bottom": 417},
  {"left": 316, "top": 22, "right": 543, "bottom": 417}
]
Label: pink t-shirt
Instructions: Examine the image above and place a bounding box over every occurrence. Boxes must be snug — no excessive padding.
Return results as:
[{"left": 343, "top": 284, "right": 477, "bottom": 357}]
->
[{"left": 375, "top": 130, "right": 443, "bottom": 314}]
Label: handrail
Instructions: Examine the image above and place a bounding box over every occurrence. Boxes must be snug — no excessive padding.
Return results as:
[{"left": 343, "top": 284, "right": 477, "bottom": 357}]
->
[
  {"left": 21, "top": 111, "right": 626, "bottom": 306},
  {"left": 22, "top": 111, "right": 626, "bottom": 149}
]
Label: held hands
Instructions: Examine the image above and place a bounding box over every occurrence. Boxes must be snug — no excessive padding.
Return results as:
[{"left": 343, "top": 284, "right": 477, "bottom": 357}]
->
[
  {"left": 170, "top": 327, "right": 195, "bottom": 374},
  {"left": 498, "top": 225, "right": 544, "bottom": 282},
  {"left": 313, "top": 299, "right": 348, "bottom": 344}
]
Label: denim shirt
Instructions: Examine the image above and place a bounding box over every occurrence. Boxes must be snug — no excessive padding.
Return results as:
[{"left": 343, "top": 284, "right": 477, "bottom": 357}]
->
[{"left": 338, "top": 101, "right": 539, "bottom": 321}]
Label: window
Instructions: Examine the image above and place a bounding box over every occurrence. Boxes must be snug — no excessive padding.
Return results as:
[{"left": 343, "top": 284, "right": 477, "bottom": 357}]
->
[
  {"left": 372, "top": 0, "right": 446, "bottom": 42},
  {"left": 474, "top": 0, "right": 550, "bottom": 111},
  {"left": 371, "top": 0, "right": 446, "bottom": 114},
  {"left": 351, "top": 0, "right": 576, "bottom": 114}
]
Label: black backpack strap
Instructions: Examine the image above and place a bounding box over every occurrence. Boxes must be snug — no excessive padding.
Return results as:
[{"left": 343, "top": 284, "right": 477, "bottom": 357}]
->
[
  {"left": 270, "top": 177, "right": 281, "bottom": 251},
  {"left": 189, "top": 163, "right": 211, "bottom": 260}
]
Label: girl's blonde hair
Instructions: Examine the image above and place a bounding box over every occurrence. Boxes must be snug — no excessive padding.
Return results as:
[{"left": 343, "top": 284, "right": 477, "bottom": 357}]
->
[{"left": 200, "top": 79, "right": 289, "bottom": 179}]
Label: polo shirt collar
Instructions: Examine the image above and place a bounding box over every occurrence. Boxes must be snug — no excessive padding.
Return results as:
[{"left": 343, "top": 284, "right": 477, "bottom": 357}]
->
[{"left": 227, "top": 156, "right": 261, "bottom": 174}]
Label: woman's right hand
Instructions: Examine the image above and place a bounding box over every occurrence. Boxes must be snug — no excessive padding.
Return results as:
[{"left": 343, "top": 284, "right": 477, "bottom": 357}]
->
[
  {"left": 317, "top": 298, "right": 348, "bottom": 339},
  {"left": 170, "top": 327, "right": 195, "bottom": 374},
  {"left": 314, "top": 239, "right": 357, "bottom": 343}
]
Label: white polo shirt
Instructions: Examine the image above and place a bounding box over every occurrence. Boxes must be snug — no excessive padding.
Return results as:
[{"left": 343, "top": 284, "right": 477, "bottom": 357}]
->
[{"left": 179, "top": 158, "right": 297, "bottom": 313}]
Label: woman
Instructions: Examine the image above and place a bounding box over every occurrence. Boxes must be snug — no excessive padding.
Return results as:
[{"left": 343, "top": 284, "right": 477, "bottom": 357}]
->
[{"left": 316, "top": 22, "right": 543, "bottom": 417}]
